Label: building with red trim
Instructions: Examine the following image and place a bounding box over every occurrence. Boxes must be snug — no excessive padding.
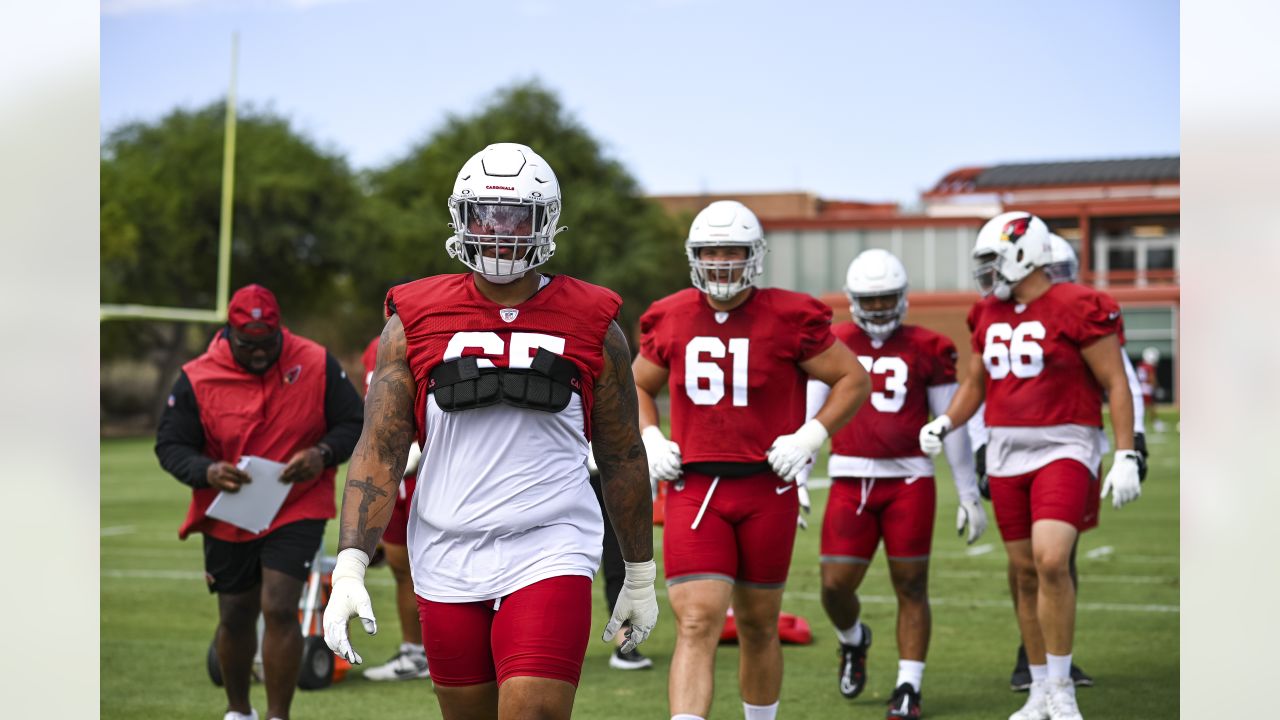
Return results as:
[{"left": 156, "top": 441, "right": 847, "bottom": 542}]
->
[{"left": 652, "top": 156, "right": 1179, "bottom": 403}]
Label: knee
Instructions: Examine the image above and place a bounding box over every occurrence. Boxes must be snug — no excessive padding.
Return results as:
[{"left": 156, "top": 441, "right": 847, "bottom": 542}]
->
[
  {"left": 1033, "top": 549, "right": 1072, "bottom": 585},
  {"left": 676, "top": 608, "right": 725, "bottom": 641},
  {"left": 734, "top": 613, "right": 779, "bottom": 647},
  {"left": 1011, "top": 562, "right": 1039, "bottom": 595},
  {"left": 894, "top": 572, "right": 929, "bottom": 605},
  {"left": 821, "top": 568, "right": 858, "bottom": 597}
]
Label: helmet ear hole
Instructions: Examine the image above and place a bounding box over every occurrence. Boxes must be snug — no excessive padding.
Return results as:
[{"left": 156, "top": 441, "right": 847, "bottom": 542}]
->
[{"left": 1015, "top": 249, "right": 1024, "bottom": 263}]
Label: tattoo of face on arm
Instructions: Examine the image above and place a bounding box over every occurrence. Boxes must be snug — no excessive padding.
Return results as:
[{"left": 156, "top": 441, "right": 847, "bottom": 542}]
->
[
  {"left": 591, "top": 320, "right": 653, "bottom": 563},
  {"left": 338, "top": 314, "right": 417, "bottom": 556}
]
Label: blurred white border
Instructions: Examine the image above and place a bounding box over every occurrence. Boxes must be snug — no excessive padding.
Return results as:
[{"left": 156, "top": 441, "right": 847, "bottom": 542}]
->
[
  {"left": 1182, "top": 0, "right": 1280, "bottom": 713},
  {"left": 0, "top": 0, "right": 99, "bottom": 715}
]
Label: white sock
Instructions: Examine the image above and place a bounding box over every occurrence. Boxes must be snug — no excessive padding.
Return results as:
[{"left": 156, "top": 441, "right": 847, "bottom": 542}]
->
[
  {"left": 835, "top": 621, "right": 863, "bottom": 646},
  {"left": 672, "top": 715, "right": 705, "bottom": 720},
  {"left": 400, "top": 642, "right": 425, "bottom": 654},
  {"left": 1046, "top": 652, "right": 1072, "bottom": 681},
  {"left": 1029, "top": 664, "right": 1048, "bottom": 683},
  {"left": 896, "top": 659, "right": 925, "bottom": 692},
  {"left": 743, "top": 701, "right": 779, "bottom": 720}
]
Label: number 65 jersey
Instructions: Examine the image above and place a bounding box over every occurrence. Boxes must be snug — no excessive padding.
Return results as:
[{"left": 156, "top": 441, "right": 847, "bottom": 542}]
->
[
  {"left": 639, "top": 287, "right": 835, "bottom": 465},
  {"left": 967, "top": 282, "right": 1122, "bottom": 476}
]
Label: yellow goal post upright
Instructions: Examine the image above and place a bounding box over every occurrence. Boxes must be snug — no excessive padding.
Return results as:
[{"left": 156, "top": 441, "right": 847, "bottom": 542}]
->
[{"left": 100, "top": 33, "right": 239, "bottom": 325}]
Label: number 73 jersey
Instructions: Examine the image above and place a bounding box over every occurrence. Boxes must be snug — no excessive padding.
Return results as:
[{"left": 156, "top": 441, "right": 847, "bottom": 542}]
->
[
  {"left": 639, "top": 288, "right": 836, "bottom": 465},
  {"left": 967, "top": 282, "right": 1123, "bottom": 429}
]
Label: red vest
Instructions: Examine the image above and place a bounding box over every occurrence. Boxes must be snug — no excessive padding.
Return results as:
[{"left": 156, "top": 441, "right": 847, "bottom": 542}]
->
[{"left": 178, "top": 329, "right": 336, "bottom": 542}]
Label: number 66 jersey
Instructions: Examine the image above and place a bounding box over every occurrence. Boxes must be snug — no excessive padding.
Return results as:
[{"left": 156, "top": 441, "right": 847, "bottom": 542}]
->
[
  {"left": 967, "top": 282, "right": 1122, "bottom": 476},
  {"left": 638, "top": 287, "right": 836, "bottom": 465}
]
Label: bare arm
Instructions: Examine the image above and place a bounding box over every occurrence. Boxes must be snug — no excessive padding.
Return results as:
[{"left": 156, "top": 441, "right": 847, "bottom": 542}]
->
[
  {"left": 797, "top": 341, "right": 870, "bottom": 434},
  {"left": 1082, "top": 334, "right": 1135, "bottom": 452},
  {"left": 337, "top": 315, "right": 416, "bottom": 556},
  {"left": 592, "top": 321, "right": 654, "bottom": 564},
  {"left": 941, "top": 353, "right": 988, "bottom": 427},
  {"left": 631, "top": 353, "right": 669, "bottom": 431}
]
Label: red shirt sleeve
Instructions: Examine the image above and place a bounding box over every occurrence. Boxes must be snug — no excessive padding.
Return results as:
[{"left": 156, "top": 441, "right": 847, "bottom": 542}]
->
[
  {"left": 927, "top": 333, "right": 959, "bottom": 386},
  {"left": 1070, "top": 290, "right": 1122, "bottom": 347},
  {"left": 638, "top": 303, "right": 669, "bottom": 367},
  {"left": 967, "top": 302, "right": 984, "bottom": 353},
  {"left": 794, "top": 296, "right": 836, "bottom": 362},
  {"left": 360, "top": 337, "right": 379, "bottom": 396}
]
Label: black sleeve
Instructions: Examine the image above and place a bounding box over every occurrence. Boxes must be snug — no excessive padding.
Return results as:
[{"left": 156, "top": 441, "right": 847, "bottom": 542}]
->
[
  {"left": 319, "top": 352, "right": 365, "bottom": 466},
  {"left": 154, "top": 371, "right": 213, "bottom": 489}
]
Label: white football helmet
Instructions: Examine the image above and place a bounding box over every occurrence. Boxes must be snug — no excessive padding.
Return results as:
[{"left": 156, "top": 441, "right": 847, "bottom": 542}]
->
[
  {"left": 445, "top": 143, "right": 564, "bottom": 284},
  {"left": 972, "top": 211, "right": 1052, "bottom": 300},
  {"left": 1142, "top": 347, "right": 1160, "bottom": 366},
  {"left": 686, "top": 200, "right": 767, "bottom": 301},
  {"left": 1044, "top": 233, "right": 1079, "bottom": 284},
  {"left": 844, "top": 249, "right": 909, "bottom": 341}
]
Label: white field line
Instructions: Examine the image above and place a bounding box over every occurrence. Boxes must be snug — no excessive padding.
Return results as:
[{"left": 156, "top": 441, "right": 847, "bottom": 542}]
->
[
  {"left": 101, "top": 569, "right": 1178, "bottom": 612},
  {"left": 100, "top": 525, "right": 137, "bottom": 537}
]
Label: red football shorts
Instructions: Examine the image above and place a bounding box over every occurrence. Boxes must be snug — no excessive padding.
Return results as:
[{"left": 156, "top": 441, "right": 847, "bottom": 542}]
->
[
  {"left": 663, "top": 469, "right": 799, "bottom": 588},
  {"left": 381, "top": 474, "right": 418, "bottom": 546},
  {"left": 821, "top": 476, "right": 936, "bottom": 563},
  {"left": 989, "top": 459, "right": 1092, "bottom": 542},
  {"left": 416, "top": 575, "right": 592, "bottom": 688}
]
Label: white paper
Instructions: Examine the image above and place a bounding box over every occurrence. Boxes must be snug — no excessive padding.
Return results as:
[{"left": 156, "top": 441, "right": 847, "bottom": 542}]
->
[{"left": 205, "top": 456, "right": 292, "bottom": 534}]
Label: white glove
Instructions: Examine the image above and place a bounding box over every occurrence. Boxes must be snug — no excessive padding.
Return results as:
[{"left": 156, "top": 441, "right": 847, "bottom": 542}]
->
[
  {"left": 956, "top": 497, "right": 987, "bottom": 544},
  {"left": 602, "top": 559, "right": 659, "bottom": 653},
  {"left": 919, "top": 415, "right": 952, "bottom": 456},
  {"left": 641, "top": 426, "right": 683, "bottom": 481},
  {"left": 767, "top": 419, "right": 828, "bottom": 483},
  {"left": 1101, "top": 450, "right": 1142, "bottom": 509},
  {"left": 322, "top": 548, "right": 378, "bottom": 664}
]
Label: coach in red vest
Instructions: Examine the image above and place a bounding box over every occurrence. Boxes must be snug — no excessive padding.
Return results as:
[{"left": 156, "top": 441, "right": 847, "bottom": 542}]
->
[{"left": 156, "top": 283, "right": 363, "bottom": 720}]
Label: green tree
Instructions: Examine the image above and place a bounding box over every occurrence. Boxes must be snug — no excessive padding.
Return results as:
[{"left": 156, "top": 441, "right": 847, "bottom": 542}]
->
[
  {"left": 101, "top": 103, "right": 375, "bottom": 421},
  {"left": 369, "top": 80, "right": 687, "bottom": 336}
]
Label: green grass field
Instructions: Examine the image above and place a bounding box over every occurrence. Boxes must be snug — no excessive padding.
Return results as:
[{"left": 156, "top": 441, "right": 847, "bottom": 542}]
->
[{"left": 102, "top": 416, "right": 1178, "bottom": 718}]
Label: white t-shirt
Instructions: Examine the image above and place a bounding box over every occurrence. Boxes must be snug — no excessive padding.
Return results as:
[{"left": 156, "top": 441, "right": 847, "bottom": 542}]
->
[{"left": 406, "top": 394, "right": 602, "bottom": 602}]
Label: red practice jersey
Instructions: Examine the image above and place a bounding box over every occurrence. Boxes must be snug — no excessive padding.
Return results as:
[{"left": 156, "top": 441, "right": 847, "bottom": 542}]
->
[
  {"left": 830, "top": 323, "right": 958, "bottom": 459},
  {"left": 361, "top": 336, "right": 378, "bottom": 395},
  {"left": 968, "top": 282, "right": 1121, "bottom": 428},
  {"left": 1137, "top": 361, "right": 1157, "bottom": 399},
  {"left": 386, "top": 273, "right": 621, "bottom": 445},
  {"left": 639, "top": 287, "right": 835, "bottom": 464}
]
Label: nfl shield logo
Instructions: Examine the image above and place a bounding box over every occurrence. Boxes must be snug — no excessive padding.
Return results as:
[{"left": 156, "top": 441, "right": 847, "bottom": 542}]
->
[
  {"left": 500, "top": 308, "right": 519, "bottom": 323},
  {"left": 714, "top": 311, "right": 729, "bottom": 324}
]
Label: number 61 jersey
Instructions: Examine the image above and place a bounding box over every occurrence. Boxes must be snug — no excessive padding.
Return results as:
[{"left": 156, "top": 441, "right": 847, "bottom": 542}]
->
[
  {"left": 967, "top": 282, "right": 1122, "bottom": 429},
  {"left": 639, "top": 287, "right": 836, "bottom": 465}
]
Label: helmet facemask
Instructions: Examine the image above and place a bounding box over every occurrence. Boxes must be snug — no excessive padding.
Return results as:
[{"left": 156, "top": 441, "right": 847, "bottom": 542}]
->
[
  {"left": 446, "top": 196, "right": 561, "bottom": 284},
  {"left": 687, "top": 243, "right": 763, "bottom": 301},
  {"left": 847, "top": 289, "right": 906, "bottom": 341}
]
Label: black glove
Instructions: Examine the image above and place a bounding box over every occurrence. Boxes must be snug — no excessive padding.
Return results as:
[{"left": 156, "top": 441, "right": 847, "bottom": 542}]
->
[
  {"left": 975, "top": 444, "right": 989, "bottom": 500},
  {"left": 1134, "top": 432, "right": 1149, "bottom": 482}
]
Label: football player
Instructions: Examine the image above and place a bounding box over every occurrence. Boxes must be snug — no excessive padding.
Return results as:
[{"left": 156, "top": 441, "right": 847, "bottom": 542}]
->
[
  {"left": 323, "top": 143, "right": 658, "bottom": 720},
  {"left": 801, "top": 249, "right": 984, "bottom": 719},
  {"left": 921, "top": 211, "right": 1141, "bottom": 720},
  {"left": 1137, "top": 347, "right": 1165, "bottom": 432},
  {"left": 633, "top": 200, "right": 869, "bottom": 720},
  {"left": 969, "top": 233, "right": 1150, "bottom": 691}
]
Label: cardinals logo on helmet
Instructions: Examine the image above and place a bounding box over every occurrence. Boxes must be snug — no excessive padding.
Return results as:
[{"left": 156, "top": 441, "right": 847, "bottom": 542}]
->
[{"left": 1000, "top": 216, "right": 1031, "bottom": 243}]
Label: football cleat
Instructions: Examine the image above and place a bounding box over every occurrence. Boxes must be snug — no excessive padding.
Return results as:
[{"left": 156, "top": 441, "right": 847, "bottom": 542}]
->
[
  {"left": 837, "top": 623, "right": 872, "bottom": 699},
  {"left": 362, "top": 646, "right": 430, "bottom": 682},
  {"left": 1045, "top": 677, "right": 1084, "bottom": 720},
  {"left": 1010, "top": 645, "right": 1032, "bottom": 691},
  {"left": 886, "top": 682, "right": 922, "bottom": 719},
  {"left": 1009, "top": 680, "right": 1050, "bottom": 720},
  {"left": 608, "top": 645, "right": 654, "bottom": 670},
  {"left": 1070, "top": 663, "right": 1094, "bottom": 687}
]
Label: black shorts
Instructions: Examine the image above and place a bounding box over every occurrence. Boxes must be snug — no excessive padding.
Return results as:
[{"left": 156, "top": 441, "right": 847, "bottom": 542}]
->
[{"left": 202, "top": 519, "right": 326, "bottom": 594}]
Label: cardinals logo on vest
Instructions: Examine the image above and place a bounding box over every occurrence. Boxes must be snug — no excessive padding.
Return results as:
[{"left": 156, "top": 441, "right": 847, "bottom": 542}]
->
[
  {"left": 283, "top": 364, "right": 303, "bottom": 384},
  {"left": 500, "top": 308, "right": 519, "bottom": 323}
]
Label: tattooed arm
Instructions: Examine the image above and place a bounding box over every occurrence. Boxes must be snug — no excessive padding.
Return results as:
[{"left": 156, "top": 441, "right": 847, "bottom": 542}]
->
[
  {"left": 337, "top": 314, "right": 417, "bottom": 557},
  {"left": 591, "top": 320, "right": 654, "bottom": 564}
]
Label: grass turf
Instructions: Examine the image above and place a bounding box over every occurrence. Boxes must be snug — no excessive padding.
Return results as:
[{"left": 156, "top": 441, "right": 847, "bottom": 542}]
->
[{"left": 102, "top": 414, "right": 1178, "bottom": 718}]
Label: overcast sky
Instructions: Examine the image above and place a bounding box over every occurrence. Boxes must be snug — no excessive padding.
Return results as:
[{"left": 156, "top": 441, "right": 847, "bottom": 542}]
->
[{"left": 101, "top": 0, "right": 1179, "bottom": 204}]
